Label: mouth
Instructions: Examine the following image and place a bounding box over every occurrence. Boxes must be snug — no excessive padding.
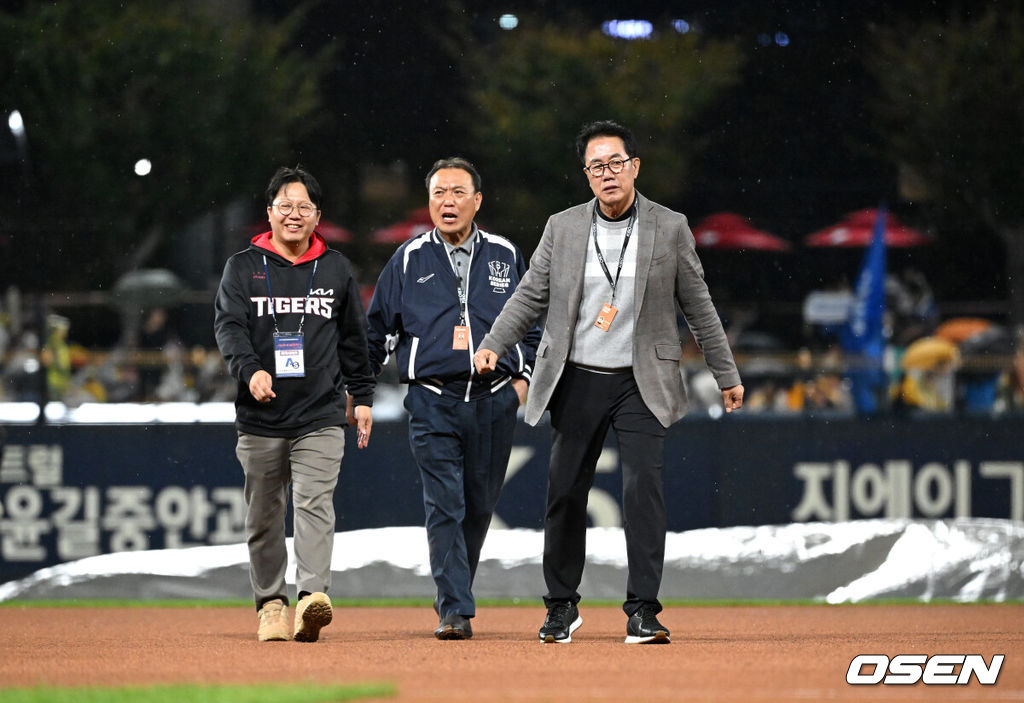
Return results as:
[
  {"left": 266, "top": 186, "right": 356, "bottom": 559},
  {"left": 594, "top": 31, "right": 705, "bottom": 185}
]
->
[{"left": 441, "top": 213, "right": 459, "bottom": 224}]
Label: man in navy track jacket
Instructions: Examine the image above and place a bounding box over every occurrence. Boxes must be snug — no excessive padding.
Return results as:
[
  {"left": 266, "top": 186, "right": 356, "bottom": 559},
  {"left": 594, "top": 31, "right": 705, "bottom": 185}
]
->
[{"left": 366, "top": 157, "right": 540, "bottom": 640}]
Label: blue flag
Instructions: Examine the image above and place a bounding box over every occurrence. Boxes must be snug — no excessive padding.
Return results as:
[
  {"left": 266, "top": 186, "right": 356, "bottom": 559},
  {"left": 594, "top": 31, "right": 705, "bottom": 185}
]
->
[{"left": 840, "top": 206, "right": 887, "bottom": 413}]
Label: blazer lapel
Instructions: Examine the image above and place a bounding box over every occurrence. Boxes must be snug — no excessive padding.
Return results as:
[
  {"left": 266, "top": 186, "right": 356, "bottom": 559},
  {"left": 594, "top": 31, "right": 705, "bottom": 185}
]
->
[
  {"left": 633, "top": 193, "right": 655, "bottom": 322},
  {"left": 564, "top": 201, "right": 593, "bottom": 330}
]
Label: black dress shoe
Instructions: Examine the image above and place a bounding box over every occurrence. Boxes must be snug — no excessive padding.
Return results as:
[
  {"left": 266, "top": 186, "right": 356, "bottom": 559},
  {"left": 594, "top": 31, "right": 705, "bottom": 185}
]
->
[{"left": 434, "top": 613, "right": 473, "bottom": 640}]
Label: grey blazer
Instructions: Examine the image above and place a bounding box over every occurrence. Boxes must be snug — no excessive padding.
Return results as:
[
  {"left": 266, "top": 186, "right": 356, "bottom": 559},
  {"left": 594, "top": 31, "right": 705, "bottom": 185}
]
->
[{"left": 479, "top": 192, "right": 741, "bottom": 428}]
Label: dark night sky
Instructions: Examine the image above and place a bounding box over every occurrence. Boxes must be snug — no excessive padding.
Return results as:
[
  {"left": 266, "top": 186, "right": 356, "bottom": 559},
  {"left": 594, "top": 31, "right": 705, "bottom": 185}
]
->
[
  {"left": 257, "top": 1, "right": 997, "bottom": 305},
  {"left": 2, "top": 1, "right": 1004, "bottom": 348}
]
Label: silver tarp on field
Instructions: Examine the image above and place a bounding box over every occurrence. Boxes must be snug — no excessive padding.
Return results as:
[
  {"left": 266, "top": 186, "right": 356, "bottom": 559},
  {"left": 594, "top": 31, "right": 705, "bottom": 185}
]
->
[{"left": 1, "top": 519, "right": 1021, "bottom": 602}]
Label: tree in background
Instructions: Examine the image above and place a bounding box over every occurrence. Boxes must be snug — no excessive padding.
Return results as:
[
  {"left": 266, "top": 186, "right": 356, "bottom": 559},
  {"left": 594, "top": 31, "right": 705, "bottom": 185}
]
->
[
  {"left": 867, "top": 6, "right": 1024, "bottom": 328},
  {"left": 465, "top": 18, "right": 744, "bottom": 251},
  {"left": 0, "top": 1, "right": 331, "bottom": 290}
]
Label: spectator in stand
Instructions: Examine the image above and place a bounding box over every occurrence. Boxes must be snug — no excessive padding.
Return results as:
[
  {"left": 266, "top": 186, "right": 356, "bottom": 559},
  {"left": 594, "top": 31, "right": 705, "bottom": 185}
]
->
[{"left": 41, "top": 314, "right": 72, "bottom": 401}]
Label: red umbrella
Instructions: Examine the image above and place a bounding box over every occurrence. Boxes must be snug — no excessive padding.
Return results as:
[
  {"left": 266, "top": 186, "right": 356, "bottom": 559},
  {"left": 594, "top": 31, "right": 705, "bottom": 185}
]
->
[
  {"left": 315, "top": 218, "right": 355, "bottom": 244},
  {"left": 371, "top": 207, "right": 435, "bottom": 245},
  {"left": 692, "top": 213, "right": 790, "bottom": 251},
  {"left": 805, "top": 209, "right": 931, "bottom": 248},
  {"left": 934, "top": 317, "right": 993, "bottom": 344}
]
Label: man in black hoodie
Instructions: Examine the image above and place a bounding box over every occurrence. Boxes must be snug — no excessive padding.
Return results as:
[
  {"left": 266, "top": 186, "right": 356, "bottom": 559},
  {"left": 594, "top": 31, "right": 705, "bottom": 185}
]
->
[{"left": 215, "top": 166, "right": 374, "bottom": 643}]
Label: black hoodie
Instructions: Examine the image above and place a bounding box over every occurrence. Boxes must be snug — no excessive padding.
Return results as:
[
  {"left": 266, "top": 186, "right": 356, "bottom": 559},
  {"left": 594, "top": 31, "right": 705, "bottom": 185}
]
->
[{"left": 214, "top": 232, "right": 374, "bottom": 437}]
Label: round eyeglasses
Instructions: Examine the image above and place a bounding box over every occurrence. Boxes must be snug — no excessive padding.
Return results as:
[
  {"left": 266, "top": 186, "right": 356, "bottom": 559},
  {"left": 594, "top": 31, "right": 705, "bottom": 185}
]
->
[
  {"left": 584, "top": 157, "right": 633, "bottom": 177},
  {"left": 273, "top": 201, "right": 317, "bottom": 217}
]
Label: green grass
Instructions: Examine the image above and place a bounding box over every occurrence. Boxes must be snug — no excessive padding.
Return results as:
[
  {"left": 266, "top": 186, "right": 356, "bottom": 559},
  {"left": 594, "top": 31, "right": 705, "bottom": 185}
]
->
[{"left": 0, "top": 683, "right": 394, "bottom": 703}]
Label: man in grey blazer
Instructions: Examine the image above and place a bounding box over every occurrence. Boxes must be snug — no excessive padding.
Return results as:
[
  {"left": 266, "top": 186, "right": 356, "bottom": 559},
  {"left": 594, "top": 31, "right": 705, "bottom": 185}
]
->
[{"left": 474, "top": 120, "right": 744, "bottom": 645}]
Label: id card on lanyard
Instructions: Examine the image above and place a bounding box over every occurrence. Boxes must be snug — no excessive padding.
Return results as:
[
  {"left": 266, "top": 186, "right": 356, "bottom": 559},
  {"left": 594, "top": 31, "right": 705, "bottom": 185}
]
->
[
  {"left": 451, "top": 244, "right": 472, "bottom": 350},
  {"left": 264, "top": 256, "right": 318, "bottom": 380},
  {"left": 274, "top": 332, "right": 305, "bottom": 377},
  {"left": 591, "top": 204, "right": 635, "bottom": 332}
]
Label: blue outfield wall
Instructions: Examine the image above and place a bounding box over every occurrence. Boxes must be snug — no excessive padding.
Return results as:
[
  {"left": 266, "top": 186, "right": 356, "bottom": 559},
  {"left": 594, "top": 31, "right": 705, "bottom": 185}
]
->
[{"left": 0, "top": 415, "right": 1021, "bottom": 584}]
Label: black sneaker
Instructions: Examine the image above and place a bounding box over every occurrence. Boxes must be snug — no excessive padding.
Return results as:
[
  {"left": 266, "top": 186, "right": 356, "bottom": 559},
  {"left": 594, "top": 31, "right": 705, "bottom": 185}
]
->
[
  {"left": 434, "top": 613, "right": 473, "bottom": 640},
  {"left": 538, "top": 602, "right": 582, "bottom": 643},
  {"left": 625, "top": 605, "right": 670, "bottom": 644}
]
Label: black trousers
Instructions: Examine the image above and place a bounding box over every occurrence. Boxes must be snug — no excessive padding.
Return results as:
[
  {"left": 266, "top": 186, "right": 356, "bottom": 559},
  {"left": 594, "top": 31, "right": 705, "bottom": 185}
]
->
[{"left": 543, "top": 364, "right": 667, "bottom": 616}]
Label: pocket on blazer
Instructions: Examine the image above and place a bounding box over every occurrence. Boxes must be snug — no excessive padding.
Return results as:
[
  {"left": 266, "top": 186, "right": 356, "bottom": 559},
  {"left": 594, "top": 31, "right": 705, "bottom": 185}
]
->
[
  {"left": 650, "top": 249, "right": 673, "bottom": 264},
  {"left": 654, "top": 343, "right": 682, "bottom": 361}
]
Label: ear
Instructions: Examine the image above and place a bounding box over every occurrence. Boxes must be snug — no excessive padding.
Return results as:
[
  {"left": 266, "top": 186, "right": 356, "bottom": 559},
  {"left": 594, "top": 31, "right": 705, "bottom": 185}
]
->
[{"left": 473, "top": 191, "right": 483, "bottom": 213}]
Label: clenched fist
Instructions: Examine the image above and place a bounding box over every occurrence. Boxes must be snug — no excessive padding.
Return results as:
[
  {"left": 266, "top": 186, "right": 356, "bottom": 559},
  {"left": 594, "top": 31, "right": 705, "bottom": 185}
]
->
[{"left": 473, "top": 348, "right": 498, "bottom": 375}]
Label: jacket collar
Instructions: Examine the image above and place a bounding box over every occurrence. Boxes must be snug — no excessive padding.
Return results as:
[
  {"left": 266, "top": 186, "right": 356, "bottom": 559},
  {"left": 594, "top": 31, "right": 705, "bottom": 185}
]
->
[{"left": 430, "top": 222, "right": 480, "bottom": 249}]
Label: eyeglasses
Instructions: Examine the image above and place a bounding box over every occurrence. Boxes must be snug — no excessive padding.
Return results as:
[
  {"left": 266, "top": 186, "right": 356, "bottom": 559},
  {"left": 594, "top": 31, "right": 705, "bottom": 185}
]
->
[
  {"left": 584, "top": 157, "right": 633, "bottom": 177},
  {"left": 273, "top": 201, "right": 317, "bottom": 217}
]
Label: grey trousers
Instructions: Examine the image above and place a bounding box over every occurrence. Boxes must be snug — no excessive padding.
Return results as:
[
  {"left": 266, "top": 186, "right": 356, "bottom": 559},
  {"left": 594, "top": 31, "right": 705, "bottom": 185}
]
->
[{"left": 236, "top": 426, "right": 344, "bottom": 608}]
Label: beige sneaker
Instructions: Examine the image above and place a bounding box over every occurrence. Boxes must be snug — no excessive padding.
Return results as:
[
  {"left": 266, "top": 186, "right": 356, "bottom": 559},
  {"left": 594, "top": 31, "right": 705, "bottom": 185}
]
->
[
  {"left": 294, "top": 591, "right": 333, "bottom": 643},
  {"left": 257, "top": 599, "right": 291, "bottom": 642}
]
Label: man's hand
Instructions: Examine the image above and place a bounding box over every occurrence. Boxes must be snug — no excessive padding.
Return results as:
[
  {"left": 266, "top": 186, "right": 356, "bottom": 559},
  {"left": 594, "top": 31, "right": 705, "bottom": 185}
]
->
[
  {"left": 354, "top": 405, "right": 372, "bottom": 449},
  {"left": 722, "top": 384, "right": 744, "bottom": 413},
  {"left": 511, "top": 378, "right": 528, "bottom": 406},
  {"left": 474, "top": 348, "right": 498, "bottom": 375},
  {"left": 248, "top": 370, "right": 276, "bottom": 403}
]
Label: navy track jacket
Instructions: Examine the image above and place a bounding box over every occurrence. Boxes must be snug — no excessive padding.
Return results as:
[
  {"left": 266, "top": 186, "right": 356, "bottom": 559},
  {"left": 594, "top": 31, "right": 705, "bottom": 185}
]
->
[
  {"left": 366, "top": 226, "right": 540, "bottom": 400},
  {"left": 215, "top": 232, "right": 375, "bottom": 437}
]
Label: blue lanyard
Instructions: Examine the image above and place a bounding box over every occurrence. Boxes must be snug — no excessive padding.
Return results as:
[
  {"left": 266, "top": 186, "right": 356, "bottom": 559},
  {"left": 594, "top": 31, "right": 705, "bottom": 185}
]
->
[{"left": 262, "top": 256, "right": 318, "bottom": 335}]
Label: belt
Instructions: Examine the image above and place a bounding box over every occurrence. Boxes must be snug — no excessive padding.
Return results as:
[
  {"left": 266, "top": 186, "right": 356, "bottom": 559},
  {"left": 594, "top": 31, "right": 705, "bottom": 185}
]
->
[{"left": 568, "top": 362, "right": 632, "bottom": 375}]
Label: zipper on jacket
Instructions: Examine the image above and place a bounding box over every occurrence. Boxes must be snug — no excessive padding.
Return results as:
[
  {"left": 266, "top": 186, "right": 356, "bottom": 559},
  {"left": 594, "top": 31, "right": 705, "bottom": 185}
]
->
[{"left": 461, "top": 244, "right": 475, "bottom": 402}]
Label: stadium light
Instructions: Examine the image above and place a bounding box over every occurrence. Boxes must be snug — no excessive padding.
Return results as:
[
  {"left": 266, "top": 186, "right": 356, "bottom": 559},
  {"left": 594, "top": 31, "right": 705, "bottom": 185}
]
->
[
  {"left": 8, "top": 109, "right": 25, "bottom": 137},
  {"left": 602, "top": 20, "right": 653, "bottom": 40},
  {"left": 498, "top": 13, "right": 518, "bottom": 30}
]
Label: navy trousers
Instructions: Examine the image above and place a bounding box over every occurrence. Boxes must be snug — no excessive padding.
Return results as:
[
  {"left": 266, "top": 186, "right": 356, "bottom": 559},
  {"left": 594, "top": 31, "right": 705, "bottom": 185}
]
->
[
  {"left": 543, "top": 365, "right": 668, "bottom": 616},
  {"left": 405, "top": 382, "right": 519, "bottom": 618}
]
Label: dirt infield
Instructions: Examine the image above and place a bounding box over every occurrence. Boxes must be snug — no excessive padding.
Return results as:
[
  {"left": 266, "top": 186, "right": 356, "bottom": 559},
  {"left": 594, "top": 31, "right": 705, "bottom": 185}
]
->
[{"left": 1, "top": 604, "right": 1021, "bottom": 701}]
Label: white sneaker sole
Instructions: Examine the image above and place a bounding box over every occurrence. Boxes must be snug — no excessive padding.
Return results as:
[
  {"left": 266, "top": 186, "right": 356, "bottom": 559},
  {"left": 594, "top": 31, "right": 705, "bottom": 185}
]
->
[
  {"left": 624, "top": 630, "right": 670, "bottom": 645},
  {"left": 540, "top": 615, "right": 583, "bottom": 643}
]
